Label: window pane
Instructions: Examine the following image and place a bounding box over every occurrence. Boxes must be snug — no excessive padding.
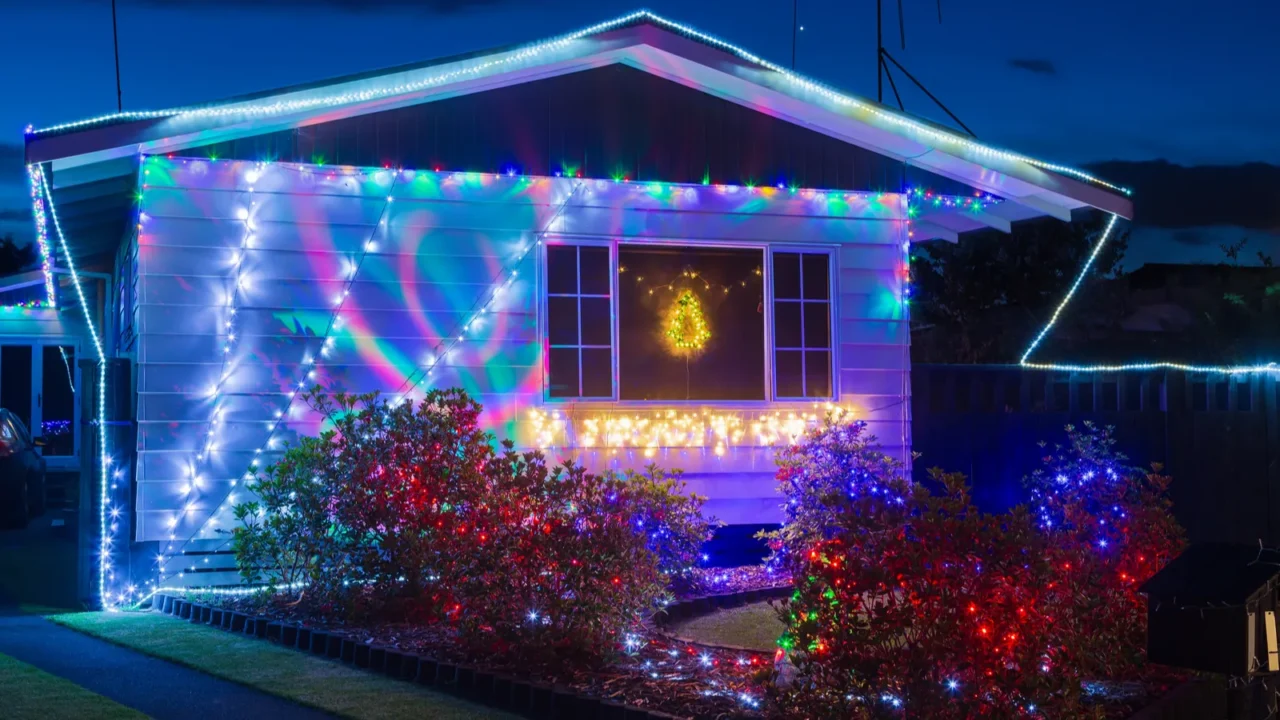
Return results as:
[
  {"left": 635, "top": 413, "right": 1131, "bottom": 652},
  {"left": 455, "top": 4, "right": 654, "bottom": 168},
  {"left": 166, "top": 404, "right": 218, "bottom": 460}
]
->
[
  {"left": 547, "top": 348, "right": 580, "bottom": 398},
  {"left": 547, "top": 297, "right": 579, "bottom": 345},
  {"left": 802, "top": 254, "right": 830, "bottom": 300},
  {"left": 803, "top": 302, "right": 830, "bottom": 349},
  {"left": 805, "top": 350, "right": 832, "bottom": 398},
  {"left": 41, "top": 346, "right": 76, "bottom": 456},
  {"left": 618, "top": 245, "right": 764, "bottom": 400},
  {"left": 774, "top": 301, "right": 802, "bottom": 348},
  {"left": 547, "top": 245, "right": 578, "bottom": 294},
  {"left": 773, "top": 252, "right": 801, "bottom": 300},
  {"left": 775, "top": 350, "right": 804, "bottom": 398},
  {"left": 579, "top": 246, "right": 611, "bottom": 295},
  {"left": 580, "top": 297, "right": 612, "bottom": 346},
  {"left": 580, "top": 348, "right": 613, "bottom": 397},
  {"left": 0, "top": 346, "right": 33, "bottom": 432}
]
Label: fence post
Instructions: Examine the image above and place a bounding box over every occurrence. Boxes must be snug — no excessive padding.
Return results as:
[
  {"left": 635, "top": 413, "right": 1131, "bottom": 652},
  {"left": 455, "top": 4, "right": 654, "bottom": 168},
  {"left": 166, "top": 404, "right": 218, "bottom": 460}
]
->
[{"left": 1263, "top": 375, "right": 1280, "bottom": 545}]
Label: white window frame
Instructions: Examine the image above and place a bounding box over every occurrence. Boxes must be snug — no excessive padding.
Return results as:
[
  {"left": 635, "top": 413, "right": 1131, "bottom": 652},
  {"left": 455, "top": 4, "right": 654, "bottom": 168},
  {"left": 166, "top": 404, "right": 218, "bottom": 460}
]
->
[
  {"left": 540, "top": 237, "right": 837, "bottom": 404},
  {"left": 768, "top": 246, "right": 837, "bottom": 401}
]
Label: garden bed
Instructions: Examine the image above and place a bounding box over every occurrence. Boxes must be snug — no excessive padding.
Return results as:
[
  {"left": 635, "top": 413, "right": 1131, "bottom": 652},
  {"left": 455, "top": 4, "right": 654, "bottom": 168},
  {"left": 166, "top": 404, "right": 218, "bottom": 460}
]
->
[{"left": 159, "top": 587, "right": 782, "bottom": 720}]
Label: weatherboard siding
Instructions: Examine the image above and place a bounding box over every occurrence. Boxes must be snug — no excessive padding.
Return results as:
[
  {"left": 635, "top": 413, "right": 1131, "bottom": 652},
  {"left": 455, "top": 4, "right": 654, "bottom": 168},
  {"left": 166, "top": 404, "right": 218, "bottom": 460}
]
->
[{"left": 136, "top": 158, "right": 909, "bottom": 583}]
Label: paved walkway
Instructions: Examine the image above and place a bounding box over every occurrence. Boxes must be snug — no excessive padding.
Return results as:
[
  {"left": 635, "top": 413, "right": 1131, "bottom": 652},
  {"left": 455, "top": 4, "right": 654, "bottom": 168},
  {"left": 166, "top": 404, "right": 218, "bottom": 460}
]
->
[{"left": 0, "top": 612, "right": 334, "bottom": 720}]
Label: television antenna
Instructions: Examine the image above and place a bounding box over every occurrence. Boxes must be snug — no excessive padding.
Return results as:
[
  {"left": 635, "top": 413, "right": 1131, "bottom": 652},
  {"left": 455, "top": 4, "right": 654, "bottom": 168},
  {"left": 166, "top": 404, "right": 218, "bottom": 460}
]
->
[{"left": 874, "top": 0, "right": 975, "bottom": 137}]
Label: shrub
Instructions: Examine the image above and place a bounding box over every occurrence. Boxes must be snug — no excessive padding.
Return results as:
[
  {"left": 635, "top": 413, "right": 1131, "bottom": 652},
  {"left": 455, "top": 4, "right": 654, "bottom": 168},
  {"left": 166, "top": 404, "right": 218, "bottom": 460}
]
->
[
  {"left": 768, "top": 416, "right": 1079, "bottom": 718},
  {"left": 229, "top": 435, "right": 346, "bottom": 597},
  {"left": 1029, "top": 422, "right": 1186, "bottom": 680},
  {"left": 228, "top": 388, "right": 708, "bottom": 664},
  {"left": 615, "top": 464, "right": 717, "bottom": 591},
  {"left": 767, "top": 417, "right": 1186, "bottom": 718},
  {"left": 451, "top": 444, "right": 666, "bottom": 664},
  {"left": 314, "top": 389, "right": 493, "bottom": 619},
  {"left": 762, "top": 417, "right": 905, "bottom": 570}
]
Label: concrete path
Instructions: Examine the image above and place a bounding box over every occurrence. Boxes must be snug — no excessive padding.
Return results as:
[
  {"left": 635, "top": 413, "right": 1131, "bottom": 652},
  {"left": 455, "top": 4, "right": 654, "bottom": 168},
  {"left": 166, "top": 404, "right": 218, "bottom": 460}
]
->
[{"left": 0, "top": 612, "right": 334, "bottom": 720}]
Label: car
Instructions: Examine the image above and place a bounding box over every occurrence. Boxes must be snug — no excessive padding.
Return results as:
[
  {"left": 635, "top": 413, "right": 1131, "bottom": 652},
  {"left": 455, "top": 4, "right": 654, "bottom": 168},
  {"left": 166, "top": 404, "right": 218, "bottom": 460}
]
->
[{"left": 0, "top": 408, "right": 47, "bottom": 530}]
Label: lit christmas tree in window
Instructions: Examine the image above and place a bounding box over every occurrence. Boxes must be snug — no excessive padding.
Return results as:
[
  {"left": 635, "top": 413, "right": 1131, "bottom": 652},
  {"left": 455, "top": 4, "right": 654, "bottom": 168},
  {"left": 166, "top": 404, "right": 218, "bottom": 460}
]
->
[{"left": 665, "top": 289, "right": 711, "bottom": 355}]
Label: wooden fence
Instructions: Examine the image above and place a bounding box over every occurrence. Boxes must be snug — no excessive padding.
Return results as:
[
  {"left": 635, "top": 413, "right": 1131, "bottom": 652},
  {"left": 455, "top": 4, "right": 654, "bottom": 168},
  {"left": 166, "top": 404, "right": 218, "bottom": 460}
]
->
[{"left": 911, "top": 365, "right": 1280, "bottom": 546}]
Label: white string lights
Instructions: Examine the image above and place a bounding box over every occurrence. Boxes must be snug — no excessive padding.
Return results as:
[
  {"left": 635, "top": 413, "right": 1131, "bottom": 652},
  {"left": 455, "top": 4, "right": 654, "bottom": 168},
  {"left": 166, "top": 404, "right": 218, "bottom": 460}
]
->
[
  {"left": 158, "top": 166, "right": 401, "bottom": 583},
  {"left": 30, "top": 164, "right": 119, "bottom": 607},
  {"left": 26, "top": 11, "right": 1127, "bottom": 197},
  {"left": 1018, "top": 212, "right": 1280, "bottom": 376},
  {"left": 165, "top": 173, "right": 585, "bottom": 574},
  {"left": 389, "top": 177, "right": 584, "bottom": 406}
]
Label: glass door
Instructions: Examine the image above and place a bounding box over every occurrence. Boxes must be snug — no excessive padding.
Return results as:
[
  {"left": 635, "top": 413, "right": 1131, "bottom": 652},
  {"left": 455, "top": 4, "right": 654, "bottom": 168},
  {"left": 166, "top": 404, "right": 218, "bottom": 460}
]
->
[
  {"left": 0, "top": 345, "right": 34, "bottom": 432},
  {"left": 39, "top": 345, "right": 78, "bottom": 466},
  {"left": 0, "top": 340, "right": 80, "bottom": 471}
]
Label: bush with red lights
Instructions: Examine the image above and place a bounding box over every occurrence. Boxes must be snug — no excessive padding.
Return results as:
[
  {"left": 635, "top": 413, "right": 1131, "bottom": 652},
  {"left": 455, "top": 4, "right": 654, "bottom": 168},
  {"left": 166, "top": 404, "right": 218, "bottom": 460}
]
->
[
  {"left": 231, "top": 388, "right": 710, "bottom": 664},
  {"left": 1030, "top": 423, "right": 1185, "bottom": 681},
  {"left": 764, "top": 419, "right": 1183, "bottom": 718}
]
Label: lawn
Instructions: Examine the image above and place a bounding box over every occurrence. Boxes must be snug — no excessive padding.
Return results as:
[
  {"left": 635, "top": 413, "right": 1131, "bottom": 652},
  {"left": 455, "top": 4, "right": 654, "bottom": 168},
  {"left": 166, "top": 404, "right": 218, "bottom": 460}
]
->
[
  {"left": 50, "top": 612, "right": 518, "bottom": 720},
  {"left": 667, "top": 601, "right": 785, "bottom": 652},
  {"left": 0, "top": 651, "right": 146, "bottom": 720}
]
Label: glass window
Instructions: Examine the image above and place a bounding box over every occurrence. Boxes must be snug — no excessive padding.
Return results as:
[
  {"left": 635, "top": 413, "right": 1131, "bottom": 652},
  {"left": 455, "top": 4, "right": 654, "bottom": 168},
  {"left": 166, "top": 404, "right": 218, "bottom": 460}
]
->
[
  {"left": 772, "top": 251, "right": 834, "bottom": 398},
  {"left": 41, "top": 346, "right": 76, "bottom": 456},
  {"left": 617, "top": 245, "right": 765, "bottom": 401},
  {"left": 545, "top": 245, "right": 614, "bottom": 399}
]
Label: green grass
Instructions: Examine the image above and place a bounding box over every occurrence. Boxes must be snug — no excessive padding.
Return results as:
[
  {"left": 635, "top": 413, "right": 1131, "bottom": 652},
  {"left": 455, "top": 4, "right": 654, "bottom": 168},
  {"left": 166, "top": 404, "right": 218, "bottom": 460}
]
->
[
  {"left": 668, "top": 601, "right": 786, "bottom": 652},
  {"left": 50, "top": 612, "right": 518, "bottom": 720},
  {"left": 0, "top": 652, "right": 147, "bottom": 720}
]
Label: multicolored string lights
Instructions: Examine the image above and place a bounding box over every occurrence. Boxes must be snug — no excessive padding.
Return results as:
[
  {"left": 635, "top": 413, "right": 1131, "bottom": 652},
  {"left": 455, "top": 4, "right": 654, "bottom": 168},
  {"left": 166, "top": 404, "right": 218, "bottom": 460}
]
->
[{"left": 25, "top": 164, "right": 57, "bottom": 305}]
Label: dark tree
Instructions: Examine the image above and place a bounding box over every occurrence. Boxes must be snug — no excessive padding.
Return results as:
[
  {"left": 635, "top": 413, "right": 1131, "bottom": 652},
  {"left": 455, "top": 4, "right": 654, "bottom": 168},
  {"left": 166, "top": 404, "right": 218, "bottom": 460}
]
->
[
  {"left": 0, "top": 234, "right": 38, "bottom": 278},
  {"left": 910, "top": 213, "right": 1129, "bottom": 363}
]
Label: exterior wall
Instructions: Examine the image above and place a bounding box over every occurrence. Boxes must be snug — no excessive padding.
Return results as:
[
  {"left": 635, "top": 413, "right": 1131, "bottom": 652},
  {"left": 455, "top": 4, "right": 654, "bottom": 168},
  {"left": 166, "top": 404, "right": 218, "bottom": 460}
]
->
[
  {"left": 0, "top": 305, "right": 84, "bottom": 339},
  {"left": 136, "top": 157, "right": 908, "bottom": 584}
]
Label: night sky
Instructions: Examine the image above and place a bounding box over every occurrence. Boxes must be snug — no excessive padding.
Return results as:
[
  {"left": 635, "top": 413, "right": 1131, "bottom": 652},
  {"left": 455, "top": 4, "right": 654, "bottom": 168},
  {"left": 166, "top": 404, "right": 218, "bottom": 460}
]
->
[{"left": 2, "top": 0, "right": 1277, "bottom": 267}]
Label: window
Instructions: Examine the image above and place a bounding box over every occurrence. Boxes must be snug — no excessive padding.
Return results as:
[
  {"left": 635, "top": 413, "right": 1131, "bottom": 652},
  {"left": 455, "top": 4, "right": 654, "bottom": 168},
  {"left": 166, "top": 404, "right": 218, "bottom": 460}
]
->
[
  {"left": 543, "top": 242, "right": 833, "bottom": 402},
  {"left": 771, "top": 251, "right": 833, "bottom": 398},
  {"left": 545, "top": 244, "right": 614, "bottom": 398},
  {"left": 116, "top": 241, "right": 137, "bottom": 353},
  {"left": 617, "top": 245, "right": 765, "bottom": 401}
]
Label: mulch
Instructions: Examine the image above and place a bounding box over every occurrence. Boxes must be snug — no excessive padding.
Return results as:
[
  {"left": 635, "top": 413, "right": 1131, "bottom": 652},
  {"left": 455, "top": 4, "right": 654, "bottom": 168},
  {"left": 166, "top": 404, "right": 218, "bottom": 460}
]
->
[{"left": 199, "top": 566, "right": 784, "bottom": 719}]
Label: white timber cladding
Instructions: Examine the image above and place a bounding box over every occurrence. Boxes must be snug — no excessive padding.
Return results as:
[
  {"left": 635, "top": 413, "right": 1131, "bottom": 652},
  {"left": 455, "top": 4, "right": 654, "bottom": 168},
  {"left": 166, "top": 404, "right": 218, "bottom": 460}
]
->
[{"left": 136, "top": 159, "right": 909, "bottom": 574}]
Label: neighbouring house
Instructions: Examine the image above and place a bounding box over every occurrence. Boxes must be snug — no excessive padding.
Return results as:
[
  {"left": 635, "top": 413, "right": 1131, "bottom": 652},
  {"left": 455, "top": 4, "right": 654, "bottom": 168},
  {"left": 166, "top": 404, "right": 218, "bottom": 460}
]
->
[{"left": 16, "top": 11, "right": 1132, "bottom": 603}]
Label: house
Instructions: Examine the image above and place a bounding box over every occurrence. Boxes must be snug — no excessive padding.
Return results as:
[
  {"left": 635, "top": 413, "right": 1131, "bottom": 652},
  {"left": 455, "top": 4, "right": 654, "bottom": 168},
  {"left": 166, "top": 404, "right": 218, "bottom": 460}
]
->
[{"left": 18, "top": 11, "right": 1132, "bottom": 604}]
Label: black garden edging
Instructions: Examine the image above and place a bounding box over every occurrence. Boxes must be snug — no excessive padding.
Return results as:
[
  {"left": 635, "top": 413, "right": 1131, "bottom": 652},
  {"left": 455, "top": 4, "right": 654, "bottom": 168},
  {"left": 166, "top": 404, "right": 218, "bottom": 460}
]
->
[{"left": 152, "top": 594, "right": 681, "bottom": 720}]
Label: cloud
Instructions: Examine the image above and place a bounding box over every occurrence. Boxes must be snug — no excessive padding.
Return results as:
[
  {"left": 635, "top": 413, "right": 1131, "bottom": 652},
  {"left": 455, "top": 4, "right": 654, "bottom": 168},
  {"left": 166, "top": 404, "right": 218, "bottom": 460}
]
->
[
  {"left": 0, "top": 208, "right": 29, "bottom": 222},
  {"left": 1008, "top": 58, "right": 1057, "bottom": 76},
  {"left": 1084, "top": 160, "right": 1280, "bottom": 232},
  {"left": 120, "top": 0, "right": 519, "bottom": 12}
]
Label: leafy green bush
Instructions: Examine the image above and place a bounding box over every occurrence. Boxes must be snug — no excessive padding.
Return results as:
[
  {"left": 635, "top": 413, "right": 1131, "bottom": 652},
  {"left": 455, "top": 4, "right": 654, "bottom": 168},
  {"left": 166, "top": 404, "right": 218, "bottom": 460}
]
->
[{"left": 229, "top": 435, "right": 348, "bottom": 597}]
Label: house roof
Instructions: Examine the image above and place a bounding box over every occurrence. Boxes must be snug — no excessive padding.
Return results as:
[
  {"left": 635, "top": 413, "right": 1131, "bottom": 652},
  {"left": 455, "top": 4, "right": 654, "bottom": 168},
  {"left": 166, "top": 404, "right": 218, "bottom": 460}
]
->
[
  {"left": 24, "top": 10, "right": 1133, "bottom": 259},
  {"left": 1141, "top": 543, "right": 1280, "bottom": 606}
]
